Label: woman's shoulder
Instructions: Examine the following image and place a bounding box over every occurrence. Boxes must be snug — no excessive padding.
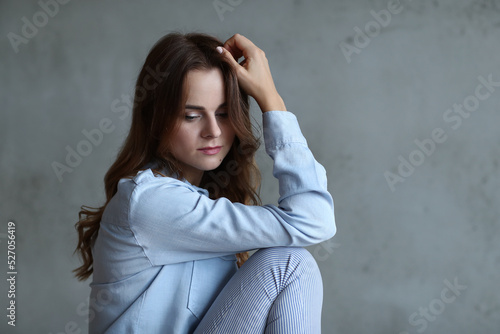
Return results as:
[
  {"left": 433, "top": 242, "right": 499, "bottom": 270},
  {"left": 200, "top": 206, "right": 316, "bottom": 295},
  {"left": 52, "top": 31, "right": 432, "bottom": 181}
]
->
[
  {"left": 105, "top": 169, "right": 206, "bottom": 225},
  {"left": 128, "top": 168, "right": 179, "bottom": 186},
  {"left": 117, "top": 169, "right": 207, "bottom": 197}
]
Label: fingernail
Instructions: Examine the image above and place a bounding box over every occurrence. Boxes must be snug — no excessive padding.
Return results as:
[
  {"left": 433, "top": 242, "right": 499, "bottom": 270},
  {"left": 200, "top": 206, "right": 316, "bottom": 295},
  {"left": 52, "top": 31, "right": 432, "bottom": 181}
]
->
[{"left": 216, "top": 46, "right": 223, "bottom": 54}]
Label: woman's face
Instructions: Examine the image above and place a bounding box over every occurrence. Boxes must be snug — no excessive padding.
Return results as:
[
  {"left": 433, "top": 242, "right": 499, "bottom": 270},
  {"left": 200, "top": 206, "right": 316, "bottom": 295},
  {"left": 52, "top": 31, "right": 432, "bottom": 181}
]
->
[{"left": 169, "top": 68, "right": 236, "bottom": 186}]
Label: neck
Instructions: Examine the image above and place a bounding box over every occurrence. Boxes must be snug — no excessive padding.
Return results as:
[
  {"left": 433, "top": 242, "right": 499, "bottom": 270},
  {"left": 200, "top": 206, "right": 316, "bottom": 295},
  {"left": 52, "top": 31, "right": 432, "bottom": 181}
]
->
[{"left": 184, "top": 172, "right": 203, "bottom": 187}]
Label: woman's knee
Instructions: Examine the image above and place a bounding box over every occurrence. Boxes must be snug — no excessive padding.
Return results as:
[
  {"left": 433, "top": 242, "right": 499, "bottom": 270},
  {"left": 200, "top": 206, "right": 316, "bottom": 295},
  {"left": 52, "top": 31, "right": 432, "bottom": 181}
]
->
[
  {"left": 250, "top": 247, "right": 322, "bottom": 279},
  {"left": 253, "top": 246, "right": 315, "bottom": 262}
]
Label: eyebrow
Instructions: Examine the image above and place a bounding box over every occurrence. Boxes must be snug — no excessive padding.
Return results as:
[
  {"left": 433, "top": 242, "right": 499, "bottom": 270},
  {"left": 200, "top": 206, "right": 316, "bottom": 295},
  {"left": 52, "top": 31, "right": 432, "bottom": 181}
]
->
[{"left": 185, "top": 103, "right": 227, "bottom": 111}]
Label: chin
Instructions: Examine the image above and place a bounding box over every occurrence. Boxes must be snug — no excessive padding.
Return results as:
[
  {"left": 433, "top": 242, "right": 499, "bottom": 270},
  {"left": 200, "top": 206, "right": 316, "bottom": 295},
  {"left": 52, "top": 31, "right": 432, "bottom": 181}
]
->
[
  {"left": 195, "top": 159, "right": 222, "bottom": 172},
  {"left": 204, "top": 162, "right": 224, "bottom": 172}
]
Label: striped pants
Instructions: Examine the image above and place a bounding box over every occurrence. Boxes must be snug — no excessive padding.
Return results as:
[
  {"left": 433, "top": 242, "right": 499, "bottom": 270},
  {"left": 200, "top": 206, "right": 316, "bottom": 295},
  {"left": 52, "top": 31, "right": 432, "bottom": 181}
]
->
[{"left": 194, "top": 247, "right": 323, "bottom": 333}]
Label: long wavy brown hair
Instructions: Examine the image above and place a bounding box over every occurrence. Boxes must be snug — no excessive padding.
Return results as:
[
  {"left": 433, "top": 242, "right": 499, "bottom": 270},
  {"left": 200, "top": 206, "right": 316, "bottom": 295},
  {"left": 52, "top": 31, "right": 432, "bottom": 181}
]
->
[{"left": 74, "top": 32, "right": 261, "bottom": 281}]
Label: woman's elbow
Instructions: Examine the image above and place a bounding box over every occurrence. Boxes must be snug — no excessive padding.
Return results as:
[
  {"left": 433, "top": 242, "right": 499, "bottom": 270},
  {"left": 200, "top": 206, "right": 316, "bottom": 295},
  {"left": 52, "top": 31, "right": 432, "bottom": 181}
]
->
[
  {"left": 316, "top": 215, "right": 336, "bottom": 242},
  {"left": 305, "top": 210, "right": 336, "bottom": 244},
  {"left": 316, "top": 199, "right": 336, "bottom": 241}
]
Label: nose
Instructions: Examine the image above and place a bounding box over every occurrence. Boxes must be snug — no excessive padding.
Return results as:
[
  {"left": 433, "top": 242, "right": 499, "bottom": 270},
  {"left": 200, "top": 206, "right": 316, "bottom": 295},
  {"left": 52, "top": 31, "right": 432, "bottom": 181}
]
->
[{"left": 201, "top": 115, "right": 222, "bottom": 138}]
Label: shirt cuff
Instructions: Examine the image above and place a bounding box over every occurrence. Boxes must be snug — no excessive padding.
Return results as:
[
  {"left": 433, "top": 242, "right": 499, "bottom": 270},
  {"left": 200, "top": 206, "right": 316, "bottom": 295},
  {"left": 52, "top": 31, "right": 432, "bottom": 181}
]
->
[{"left": 262, "top": 110, "right": 308, "bottom": 152}]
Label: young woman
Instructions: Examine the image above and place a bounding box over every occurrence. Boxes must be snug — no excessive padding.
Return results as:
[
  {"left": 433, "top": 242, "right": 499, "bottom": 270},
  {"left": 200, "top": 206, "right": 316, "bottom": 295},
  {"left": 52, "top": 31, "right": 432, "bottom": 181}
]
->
[{"left": 74, "top": 32, "right": 336, "bottom": 333}]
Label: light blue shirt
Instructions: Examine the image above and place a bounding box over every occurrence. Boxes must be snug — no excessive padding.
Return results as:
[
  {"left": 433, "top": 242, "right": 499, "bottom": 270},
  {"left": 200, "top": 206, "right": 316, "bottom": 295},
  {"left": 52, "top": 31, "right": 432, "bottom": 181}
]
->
[{"left": 89, "top": 110, "right": 336, "bottom": 333}]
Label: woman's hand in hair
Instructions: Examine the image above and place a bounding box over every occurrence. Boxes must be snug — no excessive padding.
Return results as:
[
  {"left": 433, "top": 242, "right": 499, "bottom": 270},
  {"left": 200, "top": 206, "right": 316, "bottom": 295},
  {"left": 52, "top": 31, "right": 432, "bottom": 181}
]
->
[{"left": 218, "top": 34, "right": 286, "bottom": 113}]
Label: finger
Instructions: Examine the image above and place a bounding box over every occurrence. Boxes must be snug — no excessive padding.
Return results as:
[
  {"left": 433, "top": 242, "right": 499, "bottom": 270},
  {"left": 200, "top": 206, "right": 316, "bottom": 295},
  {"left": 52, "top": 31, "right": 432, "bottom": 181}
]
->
[
  {"left": 223, "top": 34, "right": 257, "bottom": 61},
  {"left": 222, "top": 42, "right": 242, "bottom": 62},
  {"left": 217, "top": 46, "right": 242, "bottom": 71},
  {"left": 221, "top": 43, "right": 241, "bottom": 63}
]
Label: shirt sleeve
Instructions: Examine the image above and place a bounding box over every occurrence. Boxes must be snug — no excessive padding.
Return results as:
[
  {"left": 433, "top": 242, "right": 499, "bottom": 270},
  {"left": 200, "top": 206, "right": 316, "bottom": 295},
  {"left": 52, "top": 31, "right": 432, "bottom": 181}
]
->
[{"left": 120, "top": 110, "right": 336, "bottom": 265}]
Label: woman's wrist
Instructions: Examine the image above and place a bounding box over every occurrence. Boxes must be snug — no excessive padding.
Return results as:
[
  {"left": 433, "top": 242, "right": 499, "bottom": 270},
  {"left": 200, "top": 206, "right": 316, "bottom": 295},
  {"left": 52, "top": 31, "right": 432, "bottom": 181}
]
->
[{"left": 257, "top": 92, "right": 286, "bottom": 113}]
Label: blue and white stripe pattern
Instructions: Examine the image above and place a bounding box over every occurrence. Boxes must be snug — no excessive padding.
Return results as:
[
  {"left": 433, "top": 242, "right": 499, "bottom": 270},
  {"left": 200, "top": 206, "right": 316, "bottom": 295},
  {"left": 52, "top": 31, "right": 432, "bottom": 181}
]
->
[{"left": 194, "top": 247, "right": 323, "bottom": 333}]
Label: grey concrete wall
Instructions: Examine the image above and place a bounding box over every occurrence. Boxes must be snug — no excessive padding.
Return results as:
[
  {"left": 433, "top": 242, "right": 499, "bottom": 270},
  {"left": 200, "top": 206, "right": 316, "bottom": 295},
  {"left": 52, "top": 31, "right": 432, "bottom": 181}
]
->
[{"left": 1, "top": 0, "right": 499, "bottom": 333}]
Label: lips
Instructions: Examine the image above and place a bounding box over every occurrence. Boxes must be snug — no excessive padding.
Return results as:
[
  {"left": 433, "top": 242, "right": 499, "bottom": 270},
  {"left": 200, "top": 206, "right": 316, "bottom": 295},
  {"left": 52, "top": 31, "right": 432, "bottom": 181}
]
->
[{"left": 198, "top": 146, "right": 222, "bottom": 155}]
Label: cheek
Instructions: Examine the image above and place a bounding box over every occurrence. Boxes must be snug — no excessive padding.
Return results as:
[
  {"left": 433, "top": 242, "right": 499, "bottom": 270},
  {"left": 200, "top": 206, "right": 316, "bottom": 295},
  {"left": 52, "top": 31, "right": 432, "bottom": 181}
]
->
[
  {"left": 170, "top": 127, "right": 193, "bottom": 154},
  {"left": 225, "top": 131, "right": 236, "bottom": 147},
  {"left": 222, "top": 123, "right": 236, "bottom": 142},
  {"left": 174, "top": 126, "right": 194, "bottom": 144}
]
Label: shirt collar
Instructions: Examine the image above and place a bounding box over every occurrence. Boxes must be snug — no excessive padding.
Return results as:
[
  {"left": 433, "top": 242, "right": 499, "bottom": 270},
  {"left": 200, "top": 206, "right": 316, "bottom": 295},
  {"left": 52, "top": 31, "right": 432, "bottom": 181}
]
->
[{"left": 144, "top": 161, "right": 209, "bottom": 197}]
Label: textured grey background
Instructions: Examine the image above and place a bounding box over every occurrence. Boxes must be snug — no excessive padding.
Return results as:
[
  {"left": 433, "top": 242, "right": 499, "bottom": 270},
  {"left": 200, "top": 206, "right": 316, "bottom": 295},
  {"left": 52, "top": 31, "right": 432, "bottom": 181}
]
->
[{"left": 1, "top": 0, "right": 499, "bottom": 333}]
